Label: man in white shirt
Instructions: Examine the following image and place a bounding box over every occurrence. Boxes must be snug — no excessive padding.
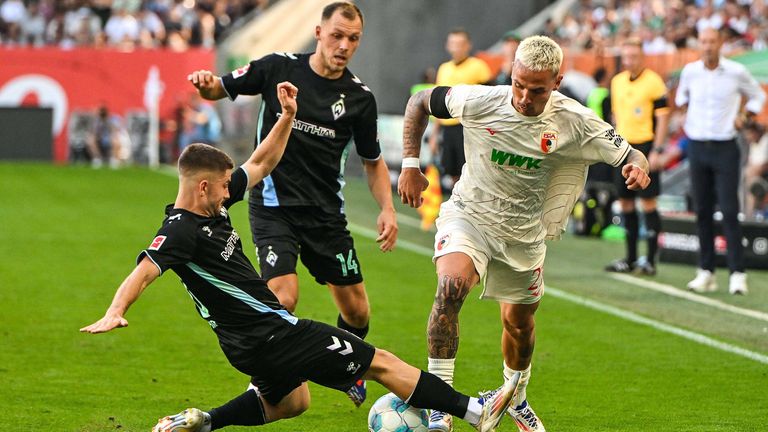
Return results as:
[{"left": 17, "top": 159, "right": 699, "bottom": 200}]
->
[
  {"left": 398, "top": 35, "right": 651, "bottom": 432},
  {"left": 675, "top": 27, "right": 766, "bottom": 295}
]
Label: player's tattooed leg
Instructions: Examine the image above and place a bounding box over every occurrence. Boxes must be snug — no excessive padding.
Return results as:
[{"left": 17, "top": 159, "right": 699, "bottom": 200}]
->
[{"left": 427, "top": 274, "right": 472, "bottom": 359}]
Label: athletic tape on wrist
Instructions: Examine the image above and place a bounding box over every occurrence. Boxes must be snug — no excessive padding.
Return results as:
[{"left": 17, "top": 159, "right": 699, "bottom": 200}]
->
[{"left": 401, "top": 157, "right": 421, "bottom": 169}]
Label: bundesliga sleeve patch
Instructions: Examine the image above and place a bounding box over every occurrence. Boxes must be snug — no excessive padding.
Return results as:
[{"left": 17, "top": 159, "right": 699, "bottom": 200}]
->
[
  {"left": 148, "top": 235, "right": 167, "bottom": 251},
  {"left": 231, "top": 64, "right": 250, "bottom": 79}
]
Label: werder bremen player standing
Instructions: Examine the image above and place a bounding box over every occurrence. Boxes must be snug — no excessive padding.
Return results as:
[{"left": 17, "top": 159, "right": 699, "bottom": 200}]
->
[
  {"left": 398, "top": 36, "right": 650, "bottom": 432},
  {"left": 186, "top": 2, "right": 397, "bottom": 406}
]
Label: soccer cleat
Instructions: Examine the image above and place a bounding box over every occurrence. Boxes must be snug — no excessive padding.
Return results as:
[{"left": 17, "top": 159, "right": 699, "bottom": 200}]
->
[
  {"left": 152, "top": 408, "right": 210, "bottom": 432},
  {"left": 687, "top": 269, "right": 717, "bottom": 293},
  {"left": 474, "top": 371, "right": 520, "bottom": 432},
  {"left": 346, "top": 379, "right": 367, "bottom": 407},
  {"left": 508, "top": 400, "right": 546, "bottom": 432},
  {"left": 604, "top": 259, "right": 634, "bottom": 273},
  {"left": 729, "top": 272, "right": 748, "bottom": 295},
  {"left": 428, "top": 410, "right": 453, "bottom": 432}
]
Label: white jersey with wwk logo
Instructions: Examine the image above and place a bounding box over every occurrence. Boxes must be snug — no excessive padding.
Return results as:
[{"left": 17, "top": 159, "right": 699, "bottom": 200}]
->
[{"left": 441, "top": 85, "right": 631, "bottom": 245}]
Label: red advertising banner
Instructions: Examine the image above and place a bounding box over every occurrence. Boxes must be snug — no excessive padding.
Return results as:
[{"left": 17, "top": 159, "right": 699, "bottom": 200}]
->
[{"left": 0, "top": 47, "right": 215, "bottom": 162}]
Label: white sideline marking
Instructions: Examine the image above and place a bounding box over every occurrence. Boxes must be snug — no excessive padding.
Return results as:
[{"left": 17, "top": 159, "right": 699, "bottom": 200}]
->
[
  {"left": 346, "top": 224, "right": 768, "bottom": 365},
  {"left": 609, "top": 273, "right": 768, "bottom": 323},
  {"left": 545, "top": 288, "right": 768, "bottom": 365}
]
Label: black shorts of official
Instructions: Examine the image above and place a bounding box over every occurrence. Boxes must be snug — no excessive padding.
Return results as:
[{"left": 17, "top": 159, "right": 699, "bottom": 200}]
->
[
  {"left": 440, "top": 124, "right": 465, "bottom": 177},
  {"left": 228, "top": 319, "right": 376, "bottom": 406},
  {"left": 250, "top": 206, "right": 363, "bottom": 286},
  {"left": 612, "top": 141, "right": 661, "bottom": 199}
]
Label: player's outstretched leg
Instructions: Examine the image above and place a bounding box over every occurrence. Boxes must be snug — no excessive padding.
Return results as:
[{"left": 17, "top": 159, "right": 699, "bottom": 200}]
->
[{"left": 364, "top": 348, "right": 516, "bottom": 432}]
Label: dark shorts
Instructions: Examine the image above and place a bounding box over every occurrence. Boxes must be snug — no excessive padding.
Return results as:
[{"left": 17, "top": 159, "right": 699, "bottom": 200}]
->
[
  {"left": 440, "top": 124, "right": 465, "bottom": 177},
  {"left": 250, "top": 206, "right": 363, "bottom": 286},
  {"left": 229, "top": 319, "right": 375, "bottom": 406},
  {"left": 613, "top": 141, "right": 661, "bottom": 199}
]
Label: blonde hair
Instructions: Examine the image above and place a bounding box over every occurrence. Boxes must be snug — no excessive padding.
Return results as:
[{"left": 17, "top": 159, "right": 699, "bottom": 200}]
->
[{"left": 515, "top": 35, "right": 563, "bottom": 75}]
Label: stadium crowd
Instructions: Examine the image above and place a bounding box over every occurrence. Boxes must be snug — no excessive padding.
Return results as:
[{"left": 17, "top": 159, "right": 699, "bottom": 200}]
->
[
  {"left": 548, "top": 0, "right": 768, "bottom": 54},
  {"left": 0, "top": 0, "right": 271, "bottom": 49}
]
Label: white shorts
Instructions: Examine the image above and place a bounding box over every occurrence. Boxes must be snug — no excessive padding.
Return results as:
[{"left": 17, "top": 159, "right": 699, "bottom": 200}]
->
[{"left": 433, "top": 200, "right": 546, "bottom": 304}]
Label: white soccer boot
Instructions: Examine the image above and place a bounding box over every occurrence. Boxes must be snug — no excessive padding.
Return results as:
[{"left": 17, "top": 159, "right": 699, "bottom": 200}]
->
[
  {"left": 687, "top": 269, "right": 717, "bottom": 293},
  {"left": 474, "top": 371, "right": 520, "bottom": 432},
  {"left": 428, "top": 410, "right": 453, "bottom": 432},
  {"left": 508, "top": 400, "right": 546, "bottom": 432},
  {"left": 152, "top": 408, "right": 210, "bottom": 432},
  {"left": 729, "top": 272, "right": 748, "bottom": 295}
]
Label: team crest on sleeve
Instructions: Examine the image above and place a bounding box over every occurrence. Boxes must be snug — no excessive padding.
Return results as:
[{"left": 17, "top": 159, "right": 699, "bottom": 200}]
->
[
  {"left": 331, "top": 94, "right": 346, "bottom": 120},
  {"left": 540, "top": 131, "right": 558, "bottom": 154},
  {"left": 149, "top": 235, "right": 166, "bottom": 251},
  {"left": 231, "top": 64, "right": 250, "bottom": 79},
  {"left": 436, "top": 233, "right": 451, "bottom": 251}
]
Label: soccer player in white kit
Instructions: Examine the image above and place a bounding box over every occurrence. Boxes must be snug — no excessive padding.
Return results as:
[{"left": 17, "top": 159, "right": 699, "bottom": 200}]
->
[{"left": 398, "top": 36, "right": 651, "bottom": 432}]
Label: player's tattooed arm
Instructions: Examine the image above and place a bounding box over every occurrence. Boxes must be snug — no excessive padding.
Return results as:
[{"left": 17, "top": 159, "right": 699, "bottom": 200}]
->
[
  {"left": 402, "top": 89, "right": 432, "bottom": 158},
  {"left": 397, "top": 90, "right": 432, "bottom": 208},
  {"left": 427, "top": 274, "right": 472, "bottom": 358}
]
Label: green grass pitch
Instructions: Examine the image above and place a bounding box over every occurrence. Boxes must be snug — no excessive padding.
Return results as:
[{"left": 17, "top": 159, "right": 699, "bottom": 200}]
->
[{"left": 1, "top": 163, "right": 766, "bottom": 431}]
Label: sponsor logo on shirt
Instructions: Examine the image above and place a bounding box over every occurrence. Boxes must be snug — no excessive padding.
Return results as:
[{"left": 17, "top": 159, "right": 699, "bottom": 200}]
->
[
  {"left": 149, "top": 235, "right": 166, "bottom": 251},
  {"left": 231, "top": 64, "right": 250, "bottom": 79},
  {"left": 540, "top": 131, "right": 557, "bottom": 153},
  {"left": 220, "top": 230, "right": 240, "bottom": 261},
  {"left": 490, "top": 148, "right": 542, "bottom": 170},
  {"left": 331, "top": 94, "right": 346, "bottom": 120},
  {"left": 276, "top": 113, "right": 336, "bottom": 138}
]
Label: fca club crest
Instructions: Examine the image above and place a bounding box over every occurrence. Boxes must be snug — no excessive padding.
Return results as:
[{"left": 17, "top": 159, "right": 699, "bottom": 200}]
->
[
  {"left": 540, "top": 131, "right": 558, "bottom": 154},
  {"left": 331, "top": 94, "right": 346, "bottom": 120}
]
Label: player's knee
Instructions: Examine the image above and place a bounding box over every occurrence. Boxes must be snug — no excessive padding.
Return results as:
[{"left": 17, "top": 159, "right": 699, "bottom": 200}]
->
[{"left": 434, "top": 274, "right": 472, "bottom": 304}]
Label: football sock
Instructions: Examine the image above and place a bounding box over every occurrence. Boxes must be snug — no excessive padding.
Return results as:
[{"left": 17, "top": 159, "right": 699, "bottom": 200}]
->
[
  {"left": 645, "top": 210, "right": 661, "bottom": 265},
  {"left": 209, "top": 389, "right": 266, "bottom": 430},
  {"left": 406, "top": 371, "right": 471, "bottom": 420},
  {"left": 337, "top": 314, "right": 369, "bottom": 339},
  {"left": 623, "top": 211, "right": 639, "bottom": 264},
  {"left": 428, "top": 357, "right": 455, "bottom": 387},
  {"left": 504, "top": 362, "right": 531, "bottom": 408}
]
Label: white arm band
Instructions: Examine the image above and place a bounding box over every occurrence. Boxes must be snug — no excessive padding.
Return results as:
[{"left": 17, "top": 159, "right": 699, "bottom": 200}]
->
[{"left": 401, "top": 157, "right": 421, "bottom": 169}]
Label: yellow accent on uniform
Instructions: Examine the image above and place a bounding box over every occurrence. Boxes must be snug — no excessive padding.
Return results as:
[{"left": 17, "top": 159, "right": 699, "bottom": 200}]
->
[
  {"left": 436, "top": 57, "right": 492, "bottom": 126},
  {"left": 610, "top": 69, "right": 670, "bottom": 144}
]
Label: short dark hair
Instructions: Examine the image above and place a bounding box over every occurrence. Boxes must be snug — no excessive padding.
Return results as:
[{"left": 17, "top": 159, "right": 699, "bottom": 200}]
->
[
  {"left": 448, "top": 27, "right": 471, "bottom": 41},
  {"left": 322, "top": 2, "right": 364, "bottom": 27},
  {"left": 593, "top": 67, "right": 607, "bottom": 83},
  {"left": 178, "top": 143, "right": 234, "bottom": 177}
]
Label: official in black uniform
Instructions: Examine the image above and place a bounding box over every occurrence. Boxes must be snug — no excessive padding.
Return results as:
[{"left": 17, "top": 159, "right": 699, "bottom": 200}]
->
[
  {"left": 185, "top": 3, "right": 397, "bottom": 406},
  {"left": 81, "top": 82, "right": 515, "bottom": 432}
]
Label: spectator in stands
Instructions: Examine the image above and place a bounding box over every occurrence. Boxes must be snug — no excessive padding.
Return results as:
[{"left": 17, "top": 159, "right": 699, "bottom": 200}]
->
[
  {"left": 20, "top": 1, "right": 46, "bottom": 46},
  {"left": 430, "top": 28, "right": 491, "bottom": 189},
  {"left": 676, "top": 27, "right": 766, "bottom": 295},
  {"left": 492, "top": 30, "right": 521, "bottom": 86},
  {"left": 605, "top": 37, "right": 670, "bottom": 276},
  {"left": 0, "top": 0, "right": 25, "bottom": 43}
]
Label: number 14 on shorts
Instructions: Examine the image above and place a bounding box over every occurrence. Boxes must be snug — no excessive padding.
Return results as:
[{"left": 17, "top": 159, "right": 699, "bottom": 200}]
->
[{"left": 336, "top": 249, "right": 359, "bottom": 277}]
